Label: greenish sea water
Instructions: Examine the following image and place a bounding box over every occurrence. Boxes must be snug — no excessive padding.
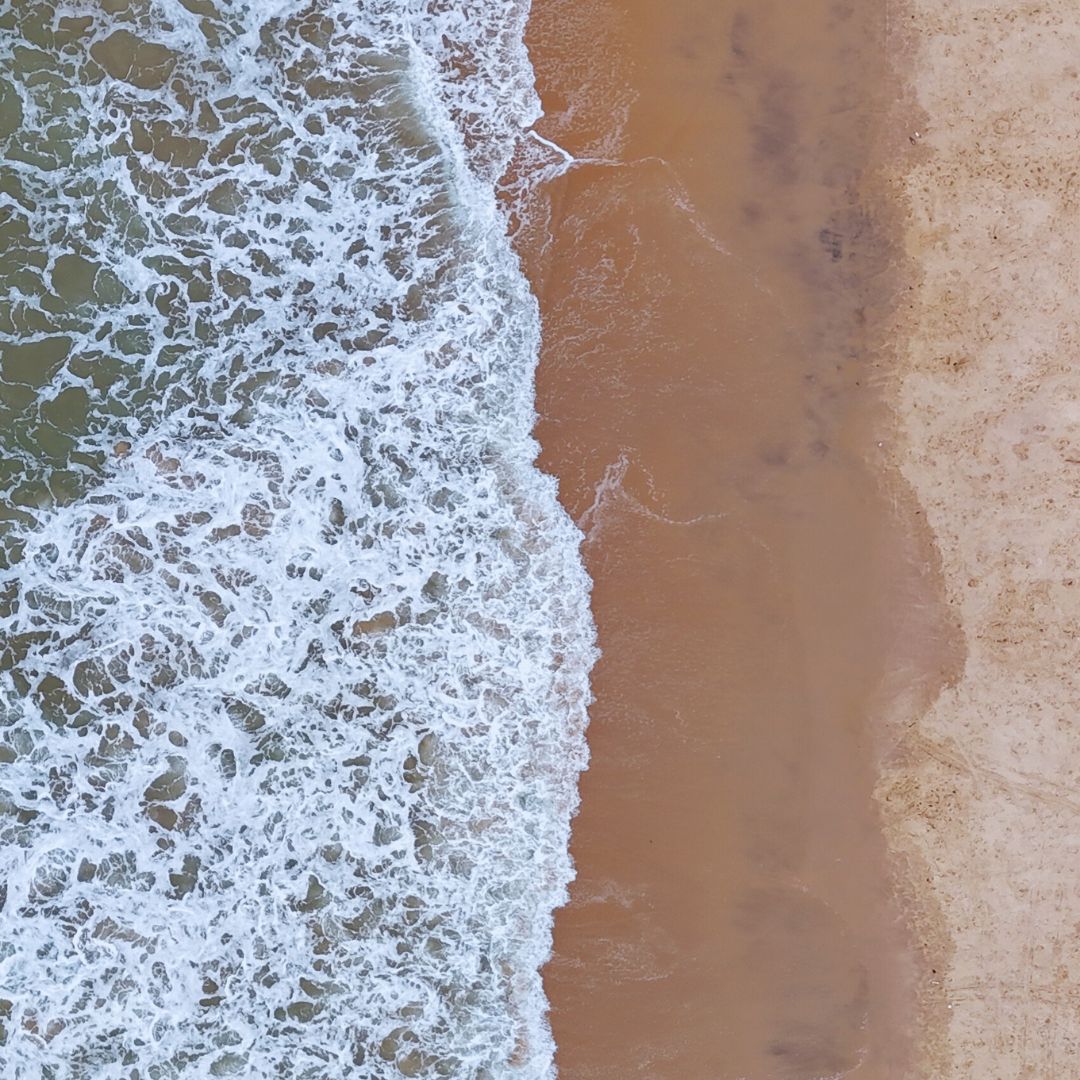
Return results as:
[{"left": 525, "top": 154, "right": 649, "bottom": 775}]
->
[{"left": 0, "top": 4, "right": 594, "bottom": 1077}]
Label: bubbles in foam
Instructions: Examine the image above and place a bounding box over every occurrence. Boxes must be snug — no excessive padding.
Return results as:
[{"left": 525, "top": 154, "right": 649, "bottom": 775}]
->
[{"left": 0, "top": 2, "right": 593, "bottom": 1077}]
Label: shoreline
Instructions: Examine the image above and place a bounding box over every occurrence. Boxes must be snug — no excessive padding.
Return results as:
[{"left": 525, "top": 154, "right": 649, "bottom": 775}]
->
[{"left": 520, "top": 0, "right": 958, "bottom": 1074}]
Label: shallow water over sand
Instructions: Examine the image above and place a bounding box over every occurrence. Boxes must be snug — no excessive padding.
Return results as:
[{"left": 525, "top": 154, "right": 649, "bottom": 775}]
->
[
  {"left": 524, "top": 0, "right": 956, "bottom": 1076},
  {"left": 0, "top": 4, "right": 593, "bottom": 1077}
]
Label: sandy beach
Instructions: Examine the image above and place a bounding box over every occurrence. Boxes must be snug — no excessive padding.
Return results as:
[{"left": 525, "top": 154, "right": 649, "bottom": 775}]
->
[
  {"left": 521, "top": 0, "right": 1080, "bottom": 1074},
  {"left": 0, "top": 1, "right": 1071, "bottom": 1075},
  {"left": 2, "top": 1, "right": 1071, "bottom": 1074},
  {"left": 878, "top": 1, "right": 1080, "bottom": 1074},
  {"left": 521, "top": 0, "right": 958, "bottom": 1075}
]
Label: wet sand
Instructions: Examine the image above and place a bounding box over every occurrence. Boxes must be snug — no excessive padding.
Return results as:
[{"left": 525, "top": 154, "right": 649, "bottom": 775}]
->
[{"left": 519, "top": 1, "right": 957, "bottom": 1076}]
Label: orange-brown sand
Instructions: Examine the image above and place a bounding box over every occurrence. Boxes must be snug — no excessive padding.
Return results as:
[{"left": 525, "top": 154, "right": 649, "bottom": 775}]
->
[{"left": 517, "top": 1, "right": 960, "bottom": 1077}]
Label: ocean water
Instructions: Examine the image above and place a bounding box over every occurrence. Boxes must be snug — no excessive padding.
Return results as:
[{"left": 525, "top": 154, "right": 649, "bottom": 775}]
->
[{"left": 0, "top": 3, "right": 594, "bottom": 1077}]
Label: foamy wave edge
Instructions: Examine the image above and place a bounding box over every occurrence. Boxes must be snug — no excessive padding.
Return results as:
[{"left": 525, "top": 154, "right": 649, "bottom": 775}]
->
[{"left": 0, "top": 2, "right": 595, "bottom": 1078}]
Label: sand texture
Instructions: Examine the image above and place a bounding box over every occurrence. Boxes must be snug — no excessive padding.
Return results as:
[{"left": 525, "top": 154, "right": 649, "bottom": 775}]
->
[{"left": 881, "top": 2, "right": 1080, "bottom": 1074}]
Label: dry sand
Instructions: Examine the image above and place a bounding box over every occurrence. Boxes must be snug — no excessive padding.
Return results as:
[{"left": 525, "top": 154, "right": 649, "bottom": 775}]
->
[
  {"left": 878, "top": 1, "right": 1080, "bottom": 1074},
  {"left": 520, "top": 0, "right": 957, "bottom": 1076}
]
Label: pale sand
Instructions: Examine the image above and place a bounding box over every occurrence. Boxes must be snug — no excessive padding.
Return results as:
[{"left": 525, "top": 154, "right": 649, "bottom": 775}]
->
[{"left": 879, "top": 1, "right": 1080, "bottom": 1074}]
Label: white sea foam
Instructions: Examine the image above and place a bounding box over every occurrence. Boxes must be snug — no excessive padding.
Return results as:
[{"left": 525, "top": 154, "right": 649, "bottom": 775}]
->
[{"left": 0, "top": 2, "right": 594, "bottom": 1077}]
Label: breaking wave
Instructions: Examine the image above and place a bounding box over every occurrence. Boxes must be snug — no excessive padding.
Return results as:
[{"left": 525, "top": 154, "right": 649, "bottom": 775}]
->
[{"left": 0, "top": 2, "right": 594, "bottom": 1077}]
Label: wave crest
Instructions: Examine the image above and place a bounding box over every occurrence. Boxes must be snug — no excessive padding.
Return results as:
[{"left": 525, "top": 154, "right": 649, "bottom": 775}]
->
[{"left": 0, "top": 2, "right": 594, "bottom": 1077}]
